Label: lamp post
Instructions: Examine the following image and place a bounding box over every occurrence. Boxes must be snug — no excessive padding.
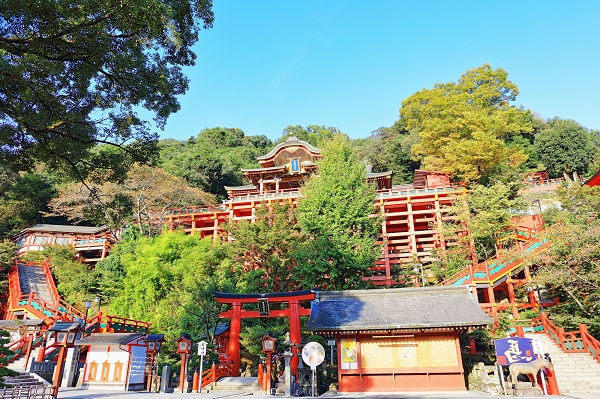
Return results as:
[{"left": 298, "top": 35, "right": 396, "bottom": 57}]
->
[
  {"left": 48, "top": 322, "right": 81, "bottom": 399},
  {"left": 260, "top": 334, "right": 277, "bottom": 395},
  {"left": 83, "top": 300, "right": 91, "bottom": 328},
  {"left": 94, "top": 296, "right": 101, "bottom": 312},
  {"left": 175, "top": 334, "right": 193, "bottom": 393},
  {"left": 413, "top": 263, "right": 425, "bottom": 287}
]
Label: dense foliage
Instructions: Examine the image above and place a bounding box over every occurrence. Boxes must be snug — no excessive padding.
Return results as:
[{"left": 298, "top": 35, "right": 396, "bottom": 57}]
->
[
  {"left": 400, "top": 64, "right": 533, "bottom": 183},
  {"left": 294, "top": 135, "right": 381, "bottom": 290}
]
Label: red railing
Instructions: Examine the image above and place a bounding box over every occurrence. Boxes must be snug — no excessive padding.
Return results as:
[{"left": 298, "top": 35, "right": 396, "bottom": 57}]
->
[
  {"left": 532, "top": 312, "right": 600, "bottom": 363},
  {"left": 201, "top": 363, "right": 233, "bottom": 387}
]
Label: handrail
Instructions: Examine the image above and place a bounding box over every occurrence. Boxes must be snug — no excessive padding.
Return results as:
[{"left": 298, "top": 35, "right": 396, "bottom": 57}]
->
[
  {"left": 40, "top": 259, "right": 60, "bottom": 307},
  {"left": 201, "top": 363, "right": 233, "bottom": 387},
  {"left": 531, "top": 312, "right": 600, "bottom": 363}
]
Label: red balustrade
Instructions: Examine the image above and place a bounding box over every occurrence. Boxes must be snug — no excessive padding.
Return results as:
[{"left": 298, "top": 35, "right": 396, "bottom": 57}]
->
[{"left": 532, "top": 312, "right": 600, "bottom": 363}]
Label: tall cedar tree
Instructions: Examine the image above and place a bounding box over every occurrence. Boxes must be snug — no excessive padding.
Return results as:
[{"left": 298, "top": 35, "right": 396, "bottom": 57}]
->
[{"left": 293, "top": 135, "right": 381, "bottom": 290}]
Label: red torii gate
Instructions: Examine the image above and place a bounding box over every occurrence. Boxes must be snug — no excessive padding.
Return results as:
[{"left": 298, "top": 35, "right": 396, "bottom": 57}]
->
[{"left": 214, "top": 290, "right": 315, "bottom": 377}]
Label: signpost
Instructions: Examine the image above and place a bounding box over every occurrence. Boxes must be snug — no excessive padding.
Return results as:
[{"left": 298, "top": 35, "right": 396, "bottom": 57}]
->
[
  {"left": 301, "top": 342, "right": 325, "bottom": 397},
  {"left": 197, "top": 340, "right": 207, "bottom": 391}
]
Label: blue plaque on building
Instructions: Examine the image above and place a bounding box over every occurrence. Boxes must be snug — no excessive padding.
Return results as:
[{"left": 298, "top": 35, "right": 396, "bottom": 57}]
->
[
  {"left": 291, "top": 158, "right": 300, "bottom": 172},
  {"left": 495, "top": 337, "right": 534, "bottom": 365}
]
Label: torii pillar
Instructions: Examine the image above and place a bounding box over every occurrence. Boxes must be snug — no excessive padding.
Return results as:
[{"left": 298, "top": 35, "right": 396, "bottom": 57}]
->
[{"left": 215, "top": 290, "right": 315, "bottom": 378}]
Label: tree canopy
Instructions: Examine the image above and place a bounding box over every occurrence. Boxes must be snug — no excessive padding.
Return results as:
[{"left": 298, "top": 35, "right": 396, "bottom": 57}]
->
[
  {"left": 294, "top": 135, "right": 381, "bottom": 290},
  {"left": 400, "top": 64, "right": 533, "bottom": 183},
  {"left": 0, "top": 0, "right": 214, "bottom": 182},
  {"left": 533, "top": 118, "right": 599, "bottom": 178}
]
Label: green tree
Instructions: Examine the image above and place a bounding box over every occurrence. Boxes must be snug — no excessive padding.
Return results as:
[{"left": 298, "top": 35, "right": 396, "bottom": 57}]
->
[
  {"left": 293, "top": 135, "right": 381, "bottom": 290},
  {"left": 159, "top": 128, "right": 272, "bottom": 200},
  {"left": 0, "top": 329, "right": 19, "bottom": 384},
  {"left": 277, "top": 125, "right": 343, "bottom": 147},
  {"left": 352, "top": 120, "right": 420, "bottom": 185},
  {"left": 110, "top": 232, "right": 232, "bottom": 345},
  {"left": 400, "top": 64, "right": 533, "bottom": 183},
  {"left": 224, "top": 202, "right": 303, "bottom": 293},
  {"left": 533, "top": 118, "right": 599, "bottom": 178},
  {"left": 47, "top": 164, "right": 215, "bottom": 235},
  {"left": 0, "top": 0, "right": 214, "bottom": 182},
  {"left": 0, "top": 169, "right": 57, "bottom": 238},
  {"left": 0, "top": 240, "right": 17, "bottom": 297}
]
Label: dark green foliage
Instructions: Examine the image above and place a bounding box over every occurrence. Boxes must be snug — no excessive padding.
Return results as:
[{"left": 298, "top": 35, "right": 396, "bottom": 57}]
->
[
  {"left": 0, "top": 169, "right": 57, "bottom": 238},
  {"left": 0, "top": 240, "right": 16, "bottom": 303},
  {"left": 353, "top": 121, "right": 420, "bottom": 185},
  {"left": 277, "top": 125, "right": 343, "bottom": 147},
  {"left": 158, "top": 128, "right": 272, "bottom": 200},
  {"left": 533, "top": 118, "right": 599, "bottom": 178},
  {"left": 0, "top": 329, "right": 20, "bottom": 385},
  {"left": 41, "top": 245, "right": 95, "bottom": 305},
  {"left": 1, "top": 0, "right": 214, "bottom": 182},
  {"left": 225, "top": 202, "right": 303, "bottom": 293}
]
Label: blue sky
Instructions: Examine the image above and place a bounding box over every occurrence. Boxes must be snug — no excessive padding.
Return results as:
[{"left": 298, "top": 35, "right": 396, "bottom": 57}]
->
[{"left": 159, "top": 1, "right": 600, "bottom": 141}]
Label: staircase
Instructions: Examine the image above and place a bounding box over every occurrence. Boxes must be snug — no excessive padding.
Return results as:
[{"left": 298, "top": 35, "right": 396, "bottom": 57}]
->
[
  {"left": 525, "top": 333, "right": 600, "bottom": 395},
  {"left": 17, "top": 264, "right": 55, "bottom": 305},
  {"left": 203, "top": 377, "right": 262, "bottom": 394}
]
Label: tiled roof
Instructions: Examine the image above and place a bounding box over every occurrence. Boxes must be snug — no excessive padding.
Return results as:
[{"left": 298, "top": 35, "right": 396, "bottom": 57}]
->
[
  {"left": 305, "top": 286, "right": 492, "bottom": 332},
  {"left": 15, "top": 224, "right": 109, "bottom": 236},
  {"left": 75, "top": 333, "right": 143, "bottom": 346}
]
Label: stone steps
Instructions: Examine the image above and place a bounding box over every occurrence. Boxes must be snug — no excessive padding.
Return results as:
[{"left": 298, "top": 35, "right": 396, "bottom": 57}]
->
[
  {"left": 524, "top": 333, "right": 600, "bottom": 394},
  {"left": 203, "top": 377, "right": 262, "bottom": 393}
]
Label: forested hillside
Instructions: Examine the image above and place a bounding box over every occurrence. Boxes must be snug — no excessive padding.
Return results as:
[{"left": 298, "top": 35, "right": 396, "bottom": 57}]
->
[{"left": 2, "top": 64, "right": 600, "bottom": 355}]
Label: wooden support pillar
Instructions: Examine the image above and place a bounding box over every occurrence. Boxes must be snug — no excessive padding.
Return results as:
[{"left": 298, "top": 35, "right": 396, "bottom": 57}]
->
[
  {"left": 487, "top": 286, "right": 497, "bottom": 316},
  {"left": 289, "top": 300, "right": 300, "bottom": 376},
  {"left": 228, "top": 303, "right": 242, "bottom": 377},
  {"left": 406, "top": 197, "right": 418, "bottom": 258},
  {"left": 379, "top": 201, "right": 392, "bottom": 287},
  {"left": 213, "top": 214, "right": 219, "bottom": 244},
  {"left": 507, "top": 277, "right": 519, "bottom": 319},
  {"left": 434, "top": 194, "right": 448, "bottom": 262}
]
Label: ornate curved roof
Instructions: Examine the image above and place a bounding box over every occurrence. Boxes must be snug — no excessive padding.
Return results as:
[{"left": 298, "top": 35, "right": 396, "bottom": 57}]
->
[{"left": 256, "top": 136, "right": 321, "bottom": 162}]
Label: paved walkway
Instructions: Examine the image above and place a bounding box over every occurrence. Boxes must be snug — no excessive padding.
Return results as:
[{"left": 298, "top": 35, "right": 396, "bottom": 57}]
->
[{"left": 54, "top": 387, "right": 592, "bottom": 399}]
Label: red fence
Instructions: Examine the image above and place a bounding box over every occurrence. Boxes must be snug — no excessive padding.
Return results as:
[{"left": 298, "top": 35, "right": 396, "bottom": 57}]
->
[{"left": 532, "top": 312, "right": 600, "bottom": 363}]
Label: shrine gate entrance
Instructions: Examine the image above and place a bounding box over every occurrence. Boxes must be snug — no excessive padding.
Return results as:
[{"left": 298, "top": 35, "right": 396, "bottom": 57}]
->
[{"left": 214, "top": 290, "right": 315, "bottom": 377}]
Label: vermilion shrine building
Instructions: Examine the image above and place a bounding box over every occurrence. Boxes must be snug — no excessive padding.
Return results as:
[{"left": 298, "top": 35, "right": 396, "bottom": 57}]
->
[{"left": 162, "top": 136, "right": 463, "bottom": 287}]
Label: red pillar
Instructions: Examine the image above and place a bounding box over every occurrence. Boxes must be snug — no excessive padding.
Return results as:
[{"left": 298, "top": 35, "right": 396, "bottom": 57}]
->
[
  {"left": 51, "top": 346, "right": 68, "bottom": 399},
  {"left": 487, "top": 286, "right": 497, "bottom": 316},
  {"left": 179, "top": 353, "right": 187, "bottom": 393},
  {"left": 289, "top": 300, "right": 300, "bottom": 376},
  {"left": 228, "top": 302, "right": 242, "bottom": 377},
  {"left": 507, "top": 278, "right": 519, "bottom": 319},
  {"left": 36, "top": 334, "right": 47, "bottom": 362}
]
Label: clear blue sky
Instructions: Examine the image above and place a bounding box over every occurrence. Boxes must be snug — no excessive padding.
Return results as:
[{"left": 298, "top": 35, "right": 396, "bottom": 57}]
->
[{"left": 160, "top": 1, "right": 600, "bottom": 141}]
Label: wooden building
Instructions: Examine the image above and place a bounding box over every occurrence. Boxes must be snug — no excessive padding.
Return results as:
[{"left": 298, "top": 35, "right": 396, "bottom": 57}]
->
[
  {"left": 11, "top": 224, "right": 115, "bottom": 264},
  {"left": 305, "top": 286, "right": 492, "bottom": 392},
  {"left": 75, "top": 333, "right": 148, "bottom": 391},
  {"left": 161, "top": 136, "right": 464, "bottom": 287}
]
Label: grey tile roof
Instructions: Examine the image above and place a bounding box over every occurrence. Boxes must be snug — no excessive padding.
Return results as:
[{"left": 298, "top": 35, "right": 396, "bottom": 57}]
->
[
  {"left": 49, "top": 322, "right": 82, "bottom": 332},
  {"left": 0, "top": 319, "right": 46, "bottom": 330},
  {"left": 15, "top": 224, "right": 109, "bottom": 236},
  {"left": 305, "top": 286, "right": 493, "bottom": 332},
  {"left": 75, "top": 333, "right": 144, "bottom": 346}
]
